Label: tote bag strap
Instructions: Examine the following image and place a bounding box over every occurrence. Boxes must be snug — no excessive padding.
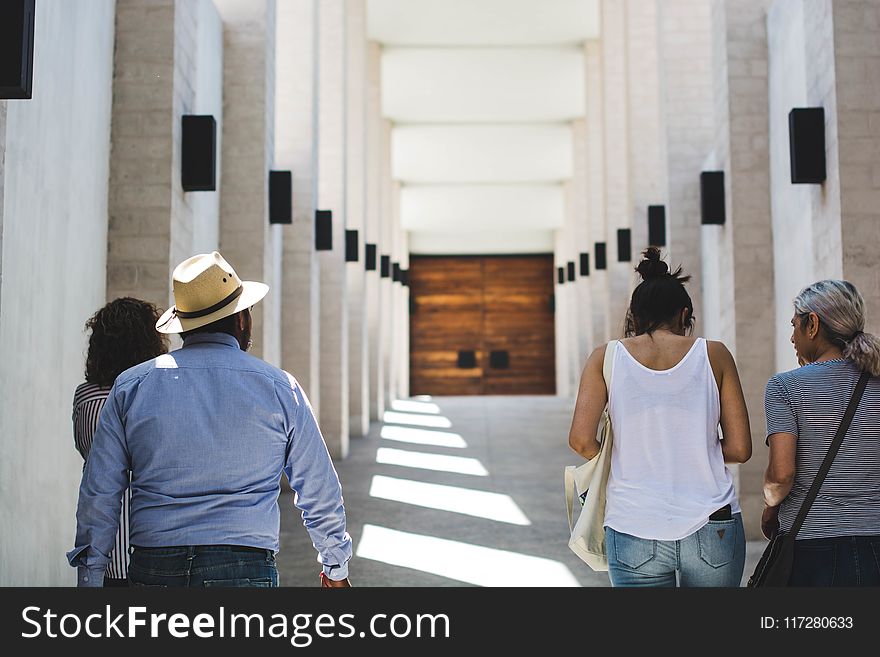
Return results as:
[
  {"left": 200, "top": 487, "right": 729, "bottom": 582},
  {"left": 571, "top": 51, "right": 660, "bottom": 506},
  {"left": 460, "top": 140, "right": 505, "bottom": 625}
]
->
[
  {"left": 786, "top": 371, "right": 870, "bottom": 540},
  {"left": 603, "top": 340, "right": 618, "bottom": 394}
]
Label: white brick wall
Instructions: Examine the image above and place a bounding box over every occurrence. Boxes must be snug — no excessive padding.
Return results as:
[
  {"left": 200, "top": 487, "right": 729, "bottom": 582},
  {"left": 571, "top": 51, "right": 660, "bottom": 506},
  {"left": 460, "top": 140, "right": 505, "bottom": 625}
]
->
[
  {"left": 381, "top": 119, "right": 394, "bottom": 407},
  {"left": 658, "top": 0, "right": 716, "bottom": 333},
  {"left": 584, "top": 41, "right": 610, "bottom": 346},
  {"left": 708, "top": 0, "right": 776, "bottom": 540},
  {"left": 833, "top": 0, "right": 880, "bottom": 330},
  {"left": 346, "top": 0, "right": 370, "bottom": 436},
  {"left": 626, "top": 0, "right": 665, "bottom": 262},
  {"left": 571, "top": 119, "right": 595, "bottom": 366},
  {"left": 317, "top": 0, "right": 350, "bottom": 458},
  {"left": 601, "top": 0, "right": 633, "bottom": 338},
  {"left": 366, "top": 41, "right": 386, "bottom": 420},
  {"left": 276, "top": 0, "right": 321, "bottom": 409},
  {"left": 217, "top": 0, "right": 279, "bottom": 364},
  {"left": 107, "top": 0, "right": 176, "bottom": 307}
]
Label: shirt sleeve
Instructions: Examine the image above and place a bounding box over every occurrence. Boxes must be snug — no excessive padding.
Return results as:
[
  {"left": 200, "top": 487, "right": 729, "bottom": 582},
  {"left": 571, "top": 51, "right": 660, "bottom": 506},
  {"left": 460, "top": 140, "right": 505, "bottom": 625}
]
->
[
  {"left": 67, "top": 384, "right": 131, "bottom": 587},
  {"left": 280, "top": 374, "right": 352, "bottom": 581},
  {"left": 764, "top": 374, "right": 798, "bottom": 445}
]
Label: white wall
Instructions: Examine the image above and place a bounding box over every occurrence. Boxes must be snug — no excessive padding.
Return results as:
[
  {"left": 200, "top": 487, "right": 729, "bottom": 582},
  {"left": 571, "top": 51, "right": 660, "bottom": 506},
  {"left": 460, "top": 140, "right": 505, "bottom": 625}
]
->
[
  {"left": 190, "top": 0, "right": 224, "bottom": 254},
  {"left": 0, "top": 0, "right": 116, "bottom": 585},
  {"left": 767, "top": 0, "right": 829, "bottom": 373}
]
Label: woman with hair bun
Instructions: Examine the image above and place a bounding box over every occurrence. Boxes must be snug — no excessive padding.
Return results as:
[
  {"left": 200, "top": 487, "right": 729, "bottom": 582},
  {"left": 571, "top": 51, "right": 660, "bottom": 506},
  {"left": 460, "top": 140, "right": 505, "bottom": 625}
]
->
[
  {"left": 569, "top": 247, "right": 752, "bottom": 587},
  {"left": 762, "top": 280, "right": 880, "bottom": 586},
  {"left": 73, "top": 297, "right": 169, "bottom": 586}
]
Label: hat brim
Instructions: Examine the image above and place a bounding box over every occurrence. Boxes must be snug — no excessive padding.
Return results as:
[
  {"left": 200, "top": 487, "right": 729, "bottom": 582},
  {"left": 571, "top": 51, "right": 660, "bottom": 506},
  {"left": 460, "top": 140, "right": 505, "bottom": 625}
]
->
[{"left": 156, "top": 281, "right": 269, "bottom": 334}]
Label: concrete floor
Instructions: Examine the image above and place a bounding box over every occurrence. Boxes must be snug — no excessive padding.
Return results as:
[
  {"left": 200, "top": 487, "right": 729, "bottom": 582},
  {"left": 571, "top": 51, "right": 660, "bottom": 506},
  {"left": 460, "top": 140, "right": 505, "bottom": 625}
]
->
[{"left": 278, "top": 396, "right": 766, "bottom": 587}]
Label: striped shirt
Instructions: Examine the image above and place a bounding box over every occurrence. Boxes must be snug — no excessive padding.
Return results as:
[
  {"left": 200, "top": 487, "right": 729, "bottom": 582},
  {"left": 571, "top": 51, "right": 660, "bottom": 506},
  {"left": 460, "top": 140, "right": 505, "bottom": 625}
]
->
[
  {"left": 764, "top": 359, "right": 880, "bottom": 540},
  {"left": 73, "top": 382, "right": 131, "bottom": 580}
]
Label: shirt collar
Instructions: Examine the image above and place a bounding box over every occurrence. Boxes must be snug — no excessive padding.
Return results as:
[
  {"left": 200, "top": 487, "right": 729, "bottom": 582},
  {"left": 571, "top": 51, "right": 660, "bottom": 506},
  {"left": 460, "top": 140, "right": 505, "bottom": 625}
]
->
[{"left": 181, "top": 332, "right": 242, "bottom": 350}]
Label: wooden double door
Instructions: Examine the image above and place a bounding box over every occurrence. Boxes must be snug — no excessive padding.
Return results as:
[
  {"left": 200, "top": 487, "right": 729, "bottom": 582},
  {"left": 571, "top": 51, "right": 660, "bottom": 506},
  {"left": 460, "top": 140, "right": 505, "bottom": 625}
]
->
[{"left": 409, "top": 255, "right": 556, "bottom": 396}]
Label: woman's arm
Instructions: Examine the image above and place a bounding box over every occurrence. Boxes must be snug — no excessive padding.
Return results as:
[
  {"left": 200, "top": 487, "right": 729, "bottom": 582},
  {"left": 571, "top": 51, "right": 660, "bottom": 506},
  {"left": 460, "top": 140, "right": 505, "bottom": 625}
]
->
[
  {"left": 568, "top": 344, "right": 608, "bottom": 460},
  {"left": 763, "top": 433, "right": 796, "bottom": 506},
  {"left": 709, "top": 341, "right": 752, "bottom": 464},
  {"left": 761, "top": 433, "right": 796, "bottom": 538}
]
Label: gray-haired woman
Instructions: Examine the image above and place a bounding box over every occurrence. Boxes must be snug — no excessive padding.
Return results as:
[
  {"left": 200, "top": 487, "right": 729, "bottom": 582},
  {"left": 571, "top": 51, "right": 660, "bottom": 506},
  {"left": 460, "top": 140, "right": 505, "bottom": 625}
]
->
[{"left": 763, "top": 279, "right": 880, "bottom": 586}]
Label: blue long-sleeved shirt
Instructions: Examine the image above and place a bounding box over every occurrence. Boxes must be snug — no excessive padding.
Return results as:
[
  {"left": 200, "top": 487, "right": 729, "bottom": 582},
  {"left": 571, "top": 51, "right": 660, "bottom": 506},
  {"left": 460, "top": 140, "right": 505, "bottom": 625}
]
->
[{"left": 67, "top": 332, "right": 351, "bottom": 587}]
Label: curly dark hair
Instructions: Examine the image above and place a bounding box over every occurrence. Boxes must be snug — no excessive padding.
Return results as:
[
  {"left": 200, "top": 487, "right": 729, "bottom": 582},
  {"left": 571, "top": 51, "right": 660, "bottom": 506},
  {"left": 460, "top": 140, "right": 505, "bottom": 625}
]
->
[
  {"left": 624, "top": 247, "right": 695, "bottom": 337},
  {"left": 84, "top": 297, "right": 169, "bottom": 386}
]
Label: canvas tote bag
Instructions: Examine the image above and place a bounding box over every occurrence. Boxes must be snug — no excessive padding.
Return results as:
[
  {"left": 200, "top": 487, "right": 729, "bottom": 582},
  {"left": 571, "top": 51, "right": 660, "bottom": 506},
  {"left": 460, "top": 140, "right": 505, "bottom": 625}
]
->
[{"left": 564, "top": 340, "right": 618, "bottom": 572}]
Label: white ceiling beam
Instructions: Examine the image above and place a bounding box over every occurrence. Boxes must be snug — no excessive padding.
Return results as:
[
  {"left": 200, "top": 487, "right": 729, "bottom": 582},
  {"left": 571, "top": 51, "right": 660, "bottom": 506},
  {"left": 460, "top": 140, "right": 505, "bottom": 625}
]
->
[
  {"left": 409, "top": 230, "right": 556, "bottom": 255},
  {"left": 401, "top": 184, "right": 565, "bottom": 232},
  {"left": 382, "top": 47, "right": 585, "bottom": 123},
  {"left": 392, "top": 124, "right": 573, "bottom": 183},
  {"left": 367, "top": 0, "right": 599, "bottom": 46}
]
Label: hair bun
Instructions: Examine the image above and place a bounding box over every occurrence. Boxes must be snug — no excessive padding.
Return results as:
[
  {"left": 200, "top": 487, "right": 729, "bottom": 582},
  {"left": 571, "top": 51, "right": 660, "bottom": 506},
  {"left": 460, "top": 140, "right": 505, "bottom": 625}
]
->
[{"left": 636, "top": 247, "right": 669, "bottom": 280}]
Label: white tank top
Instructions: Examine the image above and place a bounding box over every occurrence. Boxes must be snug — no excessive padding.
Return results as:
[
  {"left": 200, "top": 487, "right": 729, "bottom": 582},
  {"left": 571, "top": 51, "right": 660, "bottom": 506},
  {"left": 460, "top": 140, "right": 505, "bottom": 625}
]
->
[{"left": 604, "top": 338, "right": 740, "bottom": 540}]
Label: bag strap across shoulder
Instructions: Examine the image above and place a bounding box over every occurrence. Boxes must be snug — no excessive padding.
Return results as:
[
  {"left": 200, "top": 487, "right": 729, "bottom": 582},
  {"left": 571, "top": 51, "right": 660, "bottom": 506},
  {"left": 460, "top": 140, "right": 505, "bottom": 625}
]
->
[
  {"left": 603, "top": 340, "right": 618, "bottom": 395},
  {"left": 786, "top": 370, "right": 870, "bottom": 540}
]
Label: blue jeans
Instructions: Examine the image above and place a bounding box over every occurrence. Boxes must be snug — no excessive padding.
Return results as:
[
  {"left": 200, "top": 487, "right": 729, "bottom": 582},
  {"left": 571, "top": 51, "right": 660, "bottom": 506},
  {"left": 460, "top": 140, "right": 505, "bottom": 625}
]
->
[
  {"left": 789, "top": 535, "right": 880, "bottom": 586},
  {"left": 606, "top": 513, "right": 745, "bottom": 587},
  {"left": 128, "top": 545, "right": 278, "bottom": 587}
]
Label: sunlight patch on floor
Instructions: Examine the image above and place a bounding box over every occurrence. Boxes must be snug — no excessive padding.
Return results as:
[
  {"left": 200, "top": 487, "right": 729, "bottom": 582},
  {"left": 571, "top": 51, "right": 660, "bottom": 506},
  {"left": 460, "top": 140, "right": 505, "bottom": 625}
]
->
[
  {"left": 390, "top": 399, "right": 442, "bottom": 414},
  {"left": 356, "top": 524, "right": 580, "bottom": 587},
  {"left": 369, "top": 475, "right": 530, "bottom": 525},
  {"left": 375, "top": 447, "right": 489, "bottom": 476},
  {"left": 379, "top": 425, "right": 468, "bottom": 448},
  {"left": 382, "top": 410, "right": 453, "bottom": 428}
]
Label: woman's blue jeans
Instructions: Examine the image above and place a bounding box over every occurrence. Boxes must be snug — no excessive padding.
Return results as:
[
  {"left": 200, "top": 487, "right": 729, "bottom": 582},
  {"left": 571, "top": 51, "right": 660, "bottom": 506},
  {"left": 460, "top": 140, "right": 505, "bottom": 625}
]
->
[
  {"left": 605, "top": 513, "right": 745, "bottom": 587},
  {"left": 128, "top": 545, "right": 278, "bottom": 587}
]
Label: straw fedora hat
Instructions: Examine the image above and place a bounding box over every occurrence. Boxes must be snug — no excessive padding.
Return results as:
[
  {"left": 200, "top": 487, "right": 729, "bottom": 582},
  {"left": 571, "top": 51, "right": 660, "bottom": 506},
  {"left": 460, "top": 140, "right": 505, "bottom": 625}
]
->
[{"left": 156, "top": 251, "right": 269, "bottom": 334}]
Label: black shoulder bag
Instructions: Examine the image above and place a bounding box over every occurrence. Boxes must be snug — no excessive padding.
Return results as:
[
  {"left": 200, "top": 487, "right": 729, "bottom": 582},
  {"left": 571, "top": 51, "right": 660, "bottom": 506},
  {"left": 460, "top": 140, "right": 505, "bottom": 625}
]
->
[{"left": 748, "top": 371, "right": 870, "bottom": 587}]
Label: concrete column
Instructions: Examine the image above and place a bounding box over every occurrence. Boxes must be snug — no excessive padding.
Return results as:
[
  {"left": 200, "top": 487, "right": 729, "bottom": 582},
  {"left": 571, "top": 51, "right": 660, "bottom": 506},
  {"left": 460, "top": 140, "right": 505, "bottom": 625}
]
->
[
  {"left": 380, "top": 119, "right": 394, "bottom": 407},
  {"left": 832, "top": 0, "right": 880, "bottom": 329},
  {"left": 601, "top": 0, "right": 633, "bottom": 338},
  {"left": 564, "top": 181, "right": 581, "bottom": 392},
  {"left": 658, "top": 0, "right": 715, "bottom": 335},
  {"left": 365, "top": 41, "right": 386, "bottom": 420},
  {"left": 275, "top": 0, "right": 321, "bottom": 406},
  {"left": 555, "top": 227, "right": 572, "bottom": 397},
  {"left": 584, "top": 41, "right": 610, "bottom": 346},
  {"left": 768, "top": 0, "right": 880, "bottom": 370},
  {"left": 707, "top": 0, "right": 776, "bottom": 539},
  {"left": 625, "top": 0, "right": 665, "bottom": 258},
  {"left": 572, "top": 119, "right": 595, "bottom": 365},
  {"left": 106, "top": 0, "right": 180, "bottom": 309},
  {"left": 397, "top": 207, "right": 411, "bottom": 400},
  {"left": 317, "top": 0, "right": 349, "bottom": 458},
  {"left": 346, "top": 0, "right": 370, "bottom": 436},
  {"left": 216, "top": 0, "right": 280, "bottom": 364},
  {"left": 388, "top": 180, "right": 402, "bottom": 401}
]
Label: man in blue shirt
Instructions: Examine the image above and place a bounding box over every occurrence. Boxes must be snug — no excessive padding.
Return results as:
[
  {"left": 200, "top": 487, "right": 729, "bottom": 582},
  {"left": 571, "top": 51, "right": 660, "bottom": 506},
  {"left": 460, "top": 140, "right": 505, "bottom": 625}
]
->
[{"left": 68, "top": 251, "right": 352, "bottom": 587}]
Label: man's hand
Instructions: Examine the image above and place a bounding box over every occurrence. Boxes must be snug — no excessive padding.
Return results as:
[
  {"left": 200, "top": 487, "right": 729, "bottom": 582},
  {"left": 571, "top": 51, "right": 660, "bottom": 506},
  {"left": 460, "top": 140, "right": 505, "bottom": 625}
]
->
[
  {"left": 320, "top": 572, "right": 352, "bottom": 587},
  {"left": 761, "top": 505, "right": 780, "bottom": 540}
]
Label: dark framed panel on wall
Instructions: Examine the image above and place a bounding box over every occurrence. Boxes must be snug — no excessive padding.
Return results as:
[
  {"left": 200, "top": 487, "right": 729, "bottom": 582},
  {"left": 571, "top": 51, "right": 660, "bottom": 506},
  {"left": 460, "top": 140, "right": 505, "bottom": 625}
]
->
[
  {"left": 365, "top": 244, "right": 377, "bottom": 271},
  {"left": 268, "top": 170, "right": 292, "bottom": 224},
  {"left": 315, "top": 210, "right": 333, "bottom": 250},
  {"left": 181, "top": 115, "right": 217, "bottom": 192},
  {"left": 0, "top": 0, "right": 36, "bottom": 99}
]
